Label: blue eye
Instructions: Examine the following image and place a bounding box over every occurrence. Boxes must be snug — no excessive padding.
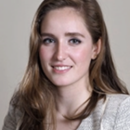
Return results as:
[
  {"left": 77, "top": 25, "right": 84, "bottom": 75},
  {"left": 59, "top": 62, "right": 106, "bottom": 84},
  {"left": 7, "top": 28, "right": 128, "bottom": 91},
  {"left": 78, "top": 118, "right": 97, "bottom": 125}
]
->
[
  {"left": 42, "top": 38, "right": 55, "bottom": 45},
  {"left": 69, "top": 38, "right": 81, "bottom": 45}
]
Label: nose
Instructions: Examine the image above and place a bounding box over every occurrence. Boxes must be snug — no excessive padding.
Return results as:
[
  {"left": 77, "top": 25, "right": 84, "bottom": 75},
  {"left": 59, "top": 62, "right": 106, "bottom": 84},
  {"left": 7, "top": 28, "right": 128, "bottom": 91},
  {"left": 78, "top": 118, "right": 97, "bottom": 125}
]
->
[{"left": 53, "top": 42, "right": 67, "bottom": 61}]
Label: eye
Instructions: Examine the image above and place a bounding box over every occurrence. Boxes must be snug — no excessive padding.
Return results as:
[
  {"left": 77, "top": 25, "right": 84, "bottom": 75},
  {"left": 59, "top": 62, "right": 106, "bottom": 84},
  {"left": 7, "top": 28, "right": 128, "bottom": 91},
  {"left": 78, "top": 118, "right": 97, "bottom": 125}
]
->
[
  {"left": 42, "top": 38, "right": 55, "bottom": 45},
  {"left": 69, "top": 38, "right": 81, "bottom": 45}
]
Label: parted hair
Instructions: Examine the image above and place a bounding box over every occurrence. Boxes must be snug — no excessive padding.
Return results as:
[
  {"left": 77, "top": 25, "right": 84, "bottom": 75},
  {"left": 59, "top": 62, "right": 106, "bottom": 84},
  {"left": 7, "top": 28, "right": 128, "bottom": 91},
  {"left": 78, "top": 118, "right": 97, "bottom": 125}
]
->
[{"left": 11, "top": 0, "right": 129, "bottom": 130}]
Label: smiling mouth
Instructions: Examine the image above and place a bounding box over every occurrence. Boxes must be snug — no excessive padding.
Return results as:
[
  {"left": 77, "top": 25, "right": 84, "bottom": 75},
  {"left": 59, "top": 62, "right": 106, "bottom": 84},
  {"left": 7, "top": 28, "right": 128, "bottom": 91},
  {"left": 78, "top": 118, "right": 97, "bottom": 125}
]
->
[
  {"left": 51, "top": 65, "right": 72, "bottom": 72},
  {"left": 53, "top": 66, "right": 72, "bottom": 70}
]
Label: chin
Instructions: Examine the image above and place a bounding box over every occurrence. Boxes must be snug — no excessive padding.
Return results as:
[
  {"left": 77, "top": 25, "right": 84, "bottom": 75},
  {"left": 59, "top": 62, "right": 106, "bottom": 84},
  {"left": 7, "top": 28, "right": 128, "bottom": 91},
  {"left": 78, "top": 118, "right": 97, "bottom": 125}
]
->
[{"left": 51, "top": 80, "right": 71, "bottom": 87}]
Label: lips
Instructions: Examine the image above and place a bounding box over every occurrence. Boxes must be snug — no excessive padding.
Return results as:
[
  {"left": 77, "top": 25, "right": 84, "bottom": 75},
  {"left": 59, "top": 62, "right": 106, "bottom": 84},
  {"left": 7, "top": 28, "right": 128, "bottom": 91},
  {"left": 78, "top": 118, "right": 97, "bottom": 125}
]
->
[
  {"left": 51, "top": 65, "right": 72, "bottom": 73},
  {"left": 53, "top": 66, "right": 71, "bottom": 70}
]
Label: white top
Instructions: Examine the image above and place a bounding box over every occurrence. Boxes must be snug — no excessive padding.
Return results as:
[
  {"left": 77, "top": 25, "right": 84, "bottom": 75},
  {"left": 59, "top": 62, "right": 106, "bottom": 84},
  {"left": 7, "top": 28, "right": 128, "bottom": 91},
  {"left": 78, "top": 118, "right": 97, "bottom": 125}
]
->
[
  {"left": 2, "top": 94, "right": 130, "bottom": 130},
  {"left": 77, "top": 94, "right": 130, "bottom": 130}
]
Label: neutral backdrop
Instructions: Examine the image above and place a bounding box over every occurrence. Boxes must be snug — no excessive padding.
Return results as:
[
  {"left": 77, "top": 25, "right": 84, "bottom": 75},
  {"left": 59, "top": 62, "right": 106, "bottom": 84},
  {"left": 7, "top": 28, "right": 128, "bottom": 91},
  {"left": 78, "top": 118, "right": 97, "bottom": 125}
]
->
[{"left": 0, "top": 0, "right": 130, "bottom": 128}]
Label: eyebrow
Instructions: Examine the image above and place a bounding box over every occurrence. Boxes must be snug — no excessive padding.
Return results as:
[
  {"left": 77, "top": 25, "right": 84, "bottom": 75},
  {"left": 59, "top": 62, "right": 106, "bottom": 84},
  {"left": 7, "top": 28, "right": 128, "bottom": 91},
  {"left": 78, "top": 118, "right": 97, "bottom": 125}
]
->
[
  {"left": 41, "top": 32, "right": 85, "bottom": 38},
  {"left": 41, "top": 33, "right": 55, "bottom": 37},
  {"left": 65, "top": 32, "right": 85, "bottom": 38}
]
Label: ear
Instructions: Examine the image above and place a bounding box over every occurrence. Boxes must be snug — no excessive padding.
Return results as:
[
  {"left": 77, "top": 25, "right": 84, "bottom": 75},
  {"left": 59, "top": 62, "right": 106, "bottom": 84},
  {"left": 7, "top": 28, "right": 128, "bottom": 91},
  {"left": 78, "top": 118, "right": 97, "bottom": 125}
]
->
[{"left": 91, "top": 38, "right": 101, "bottom": 60}]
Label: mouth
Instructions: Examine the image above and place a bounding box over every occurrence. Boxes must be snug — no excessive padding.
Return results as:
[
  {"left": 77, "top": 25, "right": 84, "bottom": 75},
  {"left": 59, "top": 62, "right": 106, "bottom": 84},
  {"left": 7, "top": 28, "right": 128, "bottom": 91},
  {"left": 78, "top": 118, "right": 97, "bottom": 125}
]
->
[
  {"left": 51, "top": 65, "right": 72, "bottom": 73},
  {"left": 53, "top": 66, "right": 72, "bottom": 70}
]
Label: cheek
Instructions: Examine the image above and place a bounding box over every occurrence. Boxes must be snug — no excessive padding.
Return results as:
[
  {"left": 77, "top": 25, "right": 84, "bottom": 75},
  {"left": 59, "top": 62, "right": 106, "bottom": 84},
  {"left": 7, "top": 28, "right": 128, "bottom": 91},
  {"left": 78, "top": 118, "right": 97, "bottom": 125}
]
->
[
  {"left": 72, "top": 47, "right": 92, "bottom": 63},
  {"left": 39, "top": 46, "right": 50, "bottom": 63}
]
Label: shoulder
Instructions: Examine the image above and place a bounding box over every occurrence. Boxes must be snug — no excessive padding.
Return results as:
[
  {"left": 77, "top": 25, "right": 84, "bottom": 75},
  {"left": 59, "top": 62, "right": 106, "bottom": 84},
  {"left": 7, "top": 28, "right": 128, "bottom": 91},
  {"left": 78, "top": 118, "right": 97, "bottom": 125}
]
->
[
  {"left": 107, "top": 93, "right": 130, "bottom": 102},
  {"left": 2, "top": 104, "right": 23, "bottom": 130},
  {"left": 101, "top": 94, "right": 130, "bottom": 130},
  {"left": 105, "top": 94, "right": 130, "bottom": 115},
  {"left": 110, "top": 94, "right": 130, "bottom": 130},
  {"left": 101, "top": 94, "right": 130, "bottom": 114}
]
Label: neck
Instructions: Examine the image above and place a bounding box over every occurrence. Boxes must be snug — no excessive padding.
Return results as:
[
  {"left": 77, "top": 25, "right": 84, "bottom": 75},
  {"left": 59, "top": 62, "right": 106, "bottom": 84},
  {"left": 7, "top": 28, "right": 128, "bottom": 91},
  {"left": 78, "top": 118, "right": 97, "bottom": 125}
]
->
[{"left": 55, "top": 83, "right": 92, "bottom": 117}]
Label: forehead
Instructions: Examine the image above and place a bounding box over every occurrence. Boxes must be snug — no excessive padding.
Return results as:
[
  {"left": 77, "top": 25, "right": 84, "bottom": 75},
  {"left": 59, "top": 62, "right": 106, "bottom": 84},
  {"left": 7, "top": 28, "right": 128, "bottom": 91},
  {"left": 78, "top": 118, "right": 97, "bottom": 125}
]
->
[
  {"left": 40, "top": 7, "right": 88, "bottom": 33},
  {"left": 47, "top": 7, "right": 82, "bottom": 18}
]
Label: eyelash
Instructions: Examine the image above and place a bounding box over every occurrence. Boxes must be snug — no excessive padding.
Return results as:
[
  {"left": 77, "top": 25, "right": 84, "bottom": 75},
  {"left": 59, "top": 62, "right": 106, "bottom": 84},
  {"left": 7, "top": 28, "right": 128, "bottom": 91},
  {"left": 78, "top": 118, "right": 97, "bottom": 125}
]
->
[
  {"left": 41, "top": 38, "right": 81, "bottom": 45},
  {"left": 69, "top": 38, "right": 81, "bottom": 45},
  {"left": 42, "top": 38, "right": 55, "bottom": 45}
]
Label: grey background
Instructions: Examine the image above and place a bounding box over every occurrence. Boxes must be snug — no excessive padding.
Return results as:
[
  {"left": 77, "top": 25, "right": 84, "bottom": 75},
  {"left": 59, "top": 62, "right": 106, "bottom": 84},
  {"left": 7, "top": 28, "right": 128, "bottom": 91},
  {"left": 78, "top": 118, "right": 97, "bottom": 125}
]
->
[{"left": 0, "top": 0, "right": 130, "bottom": 128}]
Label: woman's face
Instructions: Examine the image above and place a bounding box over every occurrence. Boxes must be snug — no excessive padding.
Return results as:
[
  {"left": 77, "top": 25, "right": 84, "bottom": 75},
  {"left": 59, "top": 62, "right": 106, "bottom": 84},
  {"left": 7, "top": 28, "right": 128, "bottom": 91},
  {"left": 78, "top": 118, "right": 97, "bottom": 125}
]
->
[{"left": 39, "top": 7, "right": 100, "bottom": 88}]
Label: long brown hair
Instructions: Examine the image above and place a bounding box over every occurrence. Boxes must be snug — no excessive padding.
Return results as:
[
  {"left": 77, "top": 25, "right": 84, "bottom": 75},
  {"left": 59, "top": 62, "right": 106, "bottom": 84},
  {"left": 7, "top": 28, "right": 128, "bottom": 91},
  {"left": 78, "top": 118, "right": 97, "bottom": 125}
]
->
[{"left": 11, "top": 0, "right": 129, "bottom": 130}]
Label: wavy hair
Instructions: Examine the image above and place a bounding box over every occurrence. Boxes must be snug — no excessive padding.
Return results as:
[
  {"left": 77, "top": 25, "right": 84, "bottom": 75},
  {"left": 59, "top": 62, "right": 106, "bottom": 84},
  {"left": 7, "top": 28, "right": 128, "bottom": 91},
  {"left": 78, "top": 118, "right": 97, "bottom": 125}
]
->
[{"left": 11, "top": 0, "right": 129, "bottom": 130}]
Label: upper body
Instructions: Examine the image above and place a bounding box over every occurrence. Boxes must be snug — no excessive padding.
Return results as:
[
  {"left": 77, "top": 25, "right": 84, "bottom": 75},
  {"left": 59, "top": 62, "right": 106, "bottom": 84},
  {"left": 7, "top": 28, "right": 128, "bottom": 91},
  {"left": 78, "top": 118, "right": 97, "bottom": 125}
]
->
[
  {"left": 2, "top": 0, "right": 130, "bottom": 130},
  {"left": 3, "top": 94, "right": 130, "bottom": 130}
]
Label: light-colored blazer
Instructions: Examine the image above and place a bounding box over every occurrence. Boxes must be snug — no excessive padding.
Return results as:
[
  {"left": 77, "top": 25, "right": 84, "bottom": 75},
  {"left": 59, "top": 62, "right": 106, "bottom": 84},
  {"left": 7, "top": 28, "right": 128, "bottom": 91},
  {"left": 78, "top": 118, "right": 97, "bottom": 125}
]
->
[{"left": 2, "top": 94, "right": 130, "bottom": 130}]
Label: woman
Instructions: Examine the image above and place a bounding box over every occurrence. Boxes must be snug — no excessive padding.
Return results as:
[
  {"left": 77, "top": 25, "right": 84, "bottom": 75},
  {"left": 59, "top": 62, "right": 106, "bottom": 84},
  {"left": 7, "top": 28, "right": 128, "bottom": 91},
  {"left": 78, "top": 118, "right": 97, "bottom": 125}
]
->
[{"left": 2, "top": 0, "right": 130, "bottom": 130}]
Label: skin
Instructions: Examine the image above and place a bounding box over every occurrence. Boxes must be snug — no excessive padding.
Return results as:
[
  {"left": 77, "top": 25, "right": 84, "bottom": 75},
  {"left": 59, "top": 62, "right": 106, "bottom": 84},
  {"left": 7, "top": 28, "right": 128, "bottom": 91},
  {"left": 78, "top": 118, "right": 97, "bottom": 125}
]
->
[{"left": 39, "top": 7, "right": 101, "bottom": 130}]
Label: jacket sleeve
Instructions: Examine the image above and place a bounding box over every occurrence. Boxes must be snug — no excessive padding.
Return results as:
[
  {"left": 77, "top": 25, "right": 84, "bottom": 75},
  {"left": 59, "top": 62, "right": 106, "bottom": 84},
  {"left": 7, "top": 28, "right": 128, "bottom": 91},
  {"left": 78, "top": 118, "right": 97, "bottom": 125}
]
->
[{"left": 114, "top": 96, "right": 130, "bottom": 130}]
